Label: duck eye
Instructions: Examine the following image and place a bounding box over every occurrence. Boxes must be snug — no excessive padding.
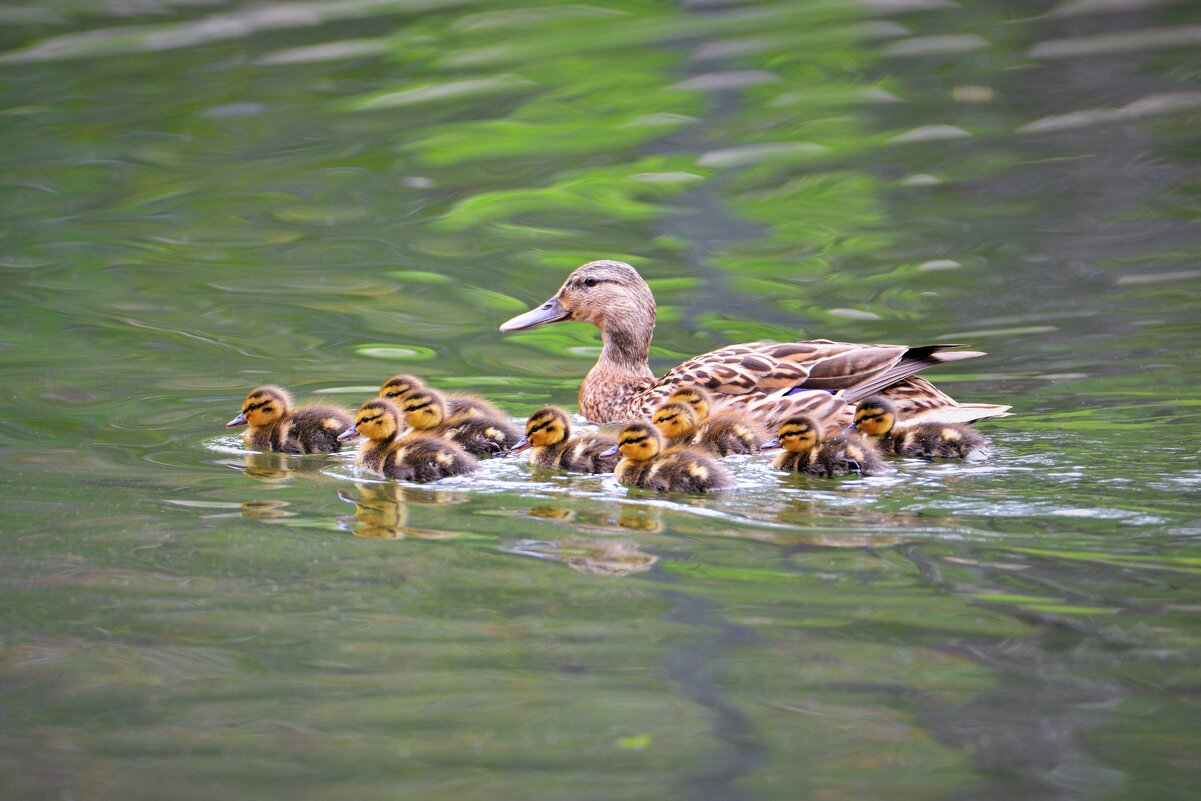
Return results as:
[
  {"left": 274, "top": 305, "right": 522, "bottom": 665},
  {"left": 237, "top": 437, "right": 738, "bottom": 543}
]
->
[{"left": 583, "top": 277, "right": 598, "bottom": 288}]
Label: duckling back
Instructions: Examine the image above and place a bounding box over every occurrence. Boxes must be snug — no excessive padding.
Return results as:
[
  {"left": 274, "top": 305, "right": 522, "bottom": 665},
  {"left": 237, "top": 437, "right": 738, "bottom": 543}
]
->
[
  {"left": 389, "top": 436, "right": 478, "bottom": 483},
  {"left": 692, "top": 413, "right": 766, "bottom": 456},
  {"left": 547, "top": 432, "right": 618, "bottom": 473},
  {"left": 644, "top": 448, "right": 734, "bottom": 493},
  {"left": 812, "top": 432, "right": 885, "bottom": 477},
  {"left": 892, "top": 422, "right": 990, "bottom": 459},
  {"left": 444, "top": 405, "right": 520, "bottom": 455},
  {"left": 283, "top": 406, "right": 355, "bottom": 454}
]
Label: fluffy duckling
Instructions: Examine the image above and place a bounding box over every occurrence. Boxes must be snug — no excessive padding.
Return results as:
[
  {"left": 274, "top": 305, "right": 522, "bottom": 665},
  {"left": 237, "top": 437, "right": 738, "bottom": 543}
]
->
[
  {"left": 853, "top": 395, "right": 990, "bottom": 459},
  {"left": 338, "top": 399, "right": 476, "bottom": 482},
  {"left": 225, "top": 385, "right": 352, "bottom": 454},
  {"left": 770, "top": 415, "right": 885, "bottom": 477},
  {"left": 657, "top": 388, "right": 767, "bottom": 455},
  {"left": 399, "top": 387, "right": 519, "bottom": 456},
  {"left": 651, "top": 401, "right": 702, "bottom": 449},
  {"left": 602, "top": 421, "right": 733, "bottom": 493},
  {"left": 511, "top": 406, "right": 618, "bottom": 473},
  {"left": 379, "top": 374, "right": 503, "bottom": 420}
]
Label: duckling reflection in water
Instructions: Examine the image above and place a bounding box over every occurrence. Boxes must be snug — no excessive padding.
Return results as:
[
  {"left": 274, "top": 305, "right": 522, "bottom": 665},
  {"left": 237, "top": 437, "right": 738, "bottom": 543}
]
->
[
  {"left": 338, "top": 483, "right": 469, "bottom": 540},
  {"left": 769, "top": 415, "right": 885, "bottom": 477},
  {"left": 506, "top": 537, "right": 658, "bottom": 577},
  {"left": 379, "top": 374, "right": 505, "bottom": 420},
  {"left": 603, "top": 421, "right": 733, "bottom": 493},
  {"left": 229, "top": 451, "right": 332, "bottom": 481},
  {"left": 225, "top": 385, "right": 352, "bottom": 454},
  {"left": 399, "top": 388, "right": 520, "bottom": 456},
  {"left": 853, "top": 395, "right": 991, "bottom": 460},
  {"left": 339, "top": 399, "right": 477, "bottom": 483},
  {"left": 511, "top": 406, "right": 617, "bottom": 473},
  {"left": 660, "top": 387, "right": 767, "bottom": 456}
]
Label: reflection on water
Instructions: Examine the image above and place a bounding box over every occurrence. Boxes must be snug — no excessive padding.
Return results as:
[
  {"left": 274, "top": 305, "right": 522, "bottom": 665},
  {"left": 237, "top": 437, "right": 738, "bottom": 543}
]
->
[{"left": 2, "top": 0, "right": 1201, "bottom": 799}]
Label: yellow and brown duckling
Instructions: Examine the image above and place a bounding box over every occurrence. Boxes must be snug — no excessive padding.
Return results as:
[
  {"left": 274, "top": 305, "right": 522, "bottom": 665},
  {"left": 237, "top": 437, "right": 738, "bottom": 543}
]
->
[
  {"left": 398, "top": 387, "right": 519, "bottom": 456},
  {"left": 379, "top": 374, "right": 503, "bottom": 420},
  {"left": 602, "top": 421, "right": 733, "bottom": 493},
  {"left": 225, "top": 385, "right": 352, "bottom": 454},
  {"left": 652, "top": 390, "right": 766, "bottom": 456},
  {"left": 338, "top": 399, "right": 477, "bottom": 482},
  {"left": 853, "top": 395, "right": 990, "bottom": 459},
  {"left": 770, "top": 415, "right": 885, "bottom": 477},
  {"left": 511, "top": 406, "right": 618, "bottom": 473}
]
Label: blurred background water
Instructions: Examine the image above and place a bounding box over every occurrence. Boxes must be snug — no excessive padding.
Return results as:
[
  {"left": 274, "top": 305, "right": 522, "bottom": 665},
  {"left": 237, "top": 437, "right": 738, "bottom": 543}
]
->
[{"left": 2, "top": 0, "right": 1200, "bottom": 798}]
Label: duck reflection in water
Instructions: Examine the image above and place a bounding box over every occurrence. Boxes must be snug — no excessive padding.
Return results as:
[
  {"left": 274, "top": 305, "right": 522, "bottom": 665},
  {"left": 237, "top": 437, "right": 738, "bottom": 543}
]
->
[
  {"left": 506, "top": 537, "right": 658, "bottom": 578},
  {"left": 338, "top": 482, "right": 469, "bottom": 540},
  {"left": 223, "top": 451, "right": 334, "bottom": 482},
  {"left": 527, "top": 502, "right": 664, "bottom": 535}
]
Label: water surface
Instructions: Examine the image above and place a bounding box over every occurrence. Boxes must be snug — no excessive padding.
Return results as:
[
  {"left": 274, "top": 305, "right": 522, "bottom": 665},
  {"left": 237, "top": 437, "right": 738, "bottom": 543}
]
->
[{"left": 2, "top": 1, "right": 1200, "bottom": 799}]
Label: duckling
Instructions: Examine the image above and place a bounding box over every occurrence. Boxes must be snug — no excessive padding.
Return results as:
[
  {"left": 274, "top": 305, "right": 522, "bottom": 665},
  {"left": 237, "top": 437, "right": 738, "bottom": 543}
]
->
[
  {"left": 225, "top": 385, "right": 352, "bottom": 454},
  {"left": 337, "top": 399, "right": 477, "bottom": 482},
  {"left": 379, "top": 374, "right": 503, "bottom": 420},
  {"left": 511, "top": 406, "right": 618, "bottom": 473},
  {"left": 650, "top": 401, "right": 701, "bottom": 449},
  {"left": 399, "top": 387, "right": 519, "bottom": 456},
  {"left": 602, "top": 421, "right": 733, "bottom": 493},
  {"left": 656, "top": 390, "right": 766, "bottom": 456},
  {"left": 770, "top": 415, "right": 885, "bottom": 477},
  {"left": 853, "top": 395, "right": 990, "bottom": 459}
]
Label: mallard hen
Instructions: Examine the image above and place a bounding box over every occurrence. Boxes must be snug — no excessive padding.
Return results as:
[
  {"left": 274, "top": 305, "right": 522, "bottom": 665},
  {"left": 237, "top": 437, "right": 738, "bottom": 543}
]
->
[{"left": 499, "top": 260, "right": 1010, "bottom": 429}]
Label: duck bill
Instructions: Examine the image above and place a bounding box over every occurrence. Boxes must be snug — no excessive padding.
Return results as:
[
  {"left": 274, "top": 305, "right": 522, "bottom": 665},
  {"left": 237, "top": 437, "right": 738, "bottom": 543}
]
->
[
  {"left": 761, "top": 437, "right": 780, "bottom": 450},
  {"left": 499, "top": 295, "right": 570, "bottom": 332},
  {"left": 509, "top": 437, "right": 531, "bottom": 454},
  {"left": 599, "top": 445, "right": 619, "bottom": 458},
  {"left": 337, "top": 426, "right": 360, "bottom": 442},
  {"left": 225, "top": 412, "right": 248, "bottom": 428}
]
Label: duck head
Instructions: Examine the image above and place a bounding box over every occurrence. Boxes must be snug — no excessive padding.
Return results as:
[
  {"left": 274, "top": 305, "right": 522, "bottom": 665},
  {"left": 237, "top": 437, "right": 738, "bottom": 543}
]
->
[
  {"left": 340, "top": 399, "right": 401, "bottom": 443},
  {"left": 512, "top": 406, "right": 571, "bottom": 453},
  {"left": 227, "top": 386, "right": 290, "bottom": 428},
  {"left": 652, "top": 401, "right": 698, "bottom": 441},
  {"left": 771, "top": 415, "right": 821, "bottom": 454},
  {"left": 666, "top": 386, "right": 713, "bottom": 422},
  {"left": 852, "top": 396, "right": 897, "bottom": 438},
  {"left": 379, "top": 374, "right": 424, "bottom": 403},
  {"left": 600, "top": 421, "right": 662, "bottom": 462},
  {"left": 499, "top": 260, "right": 656, "bottom": 337}
]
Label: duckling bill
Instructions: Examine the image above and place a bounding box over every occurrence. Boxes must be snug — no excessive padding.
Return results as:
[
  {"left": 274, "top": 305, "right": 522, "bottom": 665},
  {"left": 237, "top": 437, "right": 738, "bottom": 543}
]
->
[{"left": 225, "top": 385, "right": 352, "bottom": 454}]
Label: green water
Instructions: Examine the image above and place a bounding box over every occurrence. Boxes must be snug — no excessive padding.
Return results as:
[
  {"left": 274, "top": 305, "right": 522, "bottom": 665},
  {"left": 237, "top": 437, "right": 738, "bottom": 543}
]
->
[{"left": 2, "top": 0, "right": 1200, "bottom": 798}]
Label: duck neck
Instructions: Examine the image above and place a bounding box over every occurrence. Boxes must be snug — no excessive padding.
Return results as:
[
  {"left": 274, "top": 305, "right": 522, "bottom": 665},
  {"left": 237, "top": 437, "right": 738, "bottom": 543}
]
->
[{"left": 579, "top": 317, "right": 656, "bottom": 423}]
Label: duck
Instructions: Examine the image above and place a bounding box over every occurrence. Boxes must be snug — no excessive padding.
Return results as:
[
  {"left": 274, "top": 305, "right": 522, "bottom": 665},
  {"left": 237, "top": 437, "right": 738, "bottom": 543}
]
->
[
  {"left": 378, "top": 374, "right": 503, "bottom": 420},
  {"left": 853, "top": 395, "right": 991, "bottom": 459},
  {"left": 225, "top": 385, "right": 352, "bottom": 454},
  {"left": 770, "top": 415, "right": 886, "bottom": 477},
  {"left": 661, "top": 387, "right": 767, "bottom": 455},
  {"left": 602, "top": 421, "right": 734, "bottom": 493},
  {"left": 398, "top": 387, "right": 519, "bottom": 456},
  {"left": 337, "top": 399, "right": 477, "bottom": 482},
  {"left": 499, "top": 259, "right": 1011, "bottom": 429},
  {"left": 510, "top": 406, "right": 618, "bottom": 473}
]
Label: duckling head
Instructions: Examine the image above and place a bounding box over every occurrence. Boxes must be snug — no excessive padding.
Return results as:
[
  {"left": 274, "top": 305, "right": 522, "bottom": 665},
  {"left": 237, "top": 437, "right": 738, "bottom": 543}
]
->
[
  {"left": 512, "top": 406, "right": 571, "bottom": 452},
  {"left": 379, "top": 374, "right": 424, "bottom": 403},
  {"left": 776, "top": 415, "right": 821, "bottom": 454},
  {"left": 226, "top": 386, "right": 291, "bottom": 428},
  {"left": 400, "top": 389, "right": 447, "bottom": 431},
  {"left": 853, "top": 396, "right": 897, "bottom": 438},
  {"left": 652, "top": 401, "right": 698, "bottom": 441},
  {"left": 613, "top": 421, "right": 662, "bottom": 462},
  {"left": 667, "top": 387, "right": 712, "bottom": 422},
  {"left": 499, "top": 260, "right": 655, "bottom": 338},
  {"left": 340, "top": 399, "right": 400, "bottom": 442}
]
